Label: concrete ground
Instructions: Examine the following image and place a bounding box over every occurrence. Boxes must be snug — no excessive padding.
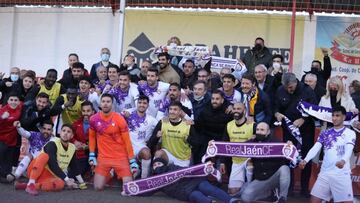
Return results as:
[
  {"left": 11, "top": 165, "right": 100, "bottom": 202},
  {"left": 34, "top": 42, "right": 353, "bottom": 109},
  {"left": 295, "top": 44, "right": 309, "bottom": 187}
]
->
[{"left": 0, "top": 182, "right": 312, "bottom": 203}]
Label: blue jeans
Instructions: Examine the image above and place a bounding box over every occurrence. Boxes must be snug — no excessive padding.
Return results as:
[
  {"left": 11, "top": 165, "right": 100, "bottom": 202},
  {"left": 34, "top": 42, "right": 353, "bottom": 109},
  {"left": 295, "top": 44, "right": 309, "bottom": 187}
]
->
[{"left": 188, "top": 181, "right": 232, "bottom": 203}]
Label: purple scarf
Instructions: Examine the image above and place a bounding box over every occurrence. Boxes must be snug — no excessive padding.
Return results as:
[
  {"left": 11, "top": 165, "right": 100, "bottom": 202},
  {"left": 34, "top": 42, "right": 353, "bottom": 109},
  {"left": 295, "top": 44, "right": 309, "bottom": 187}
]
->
[
  {"left": 283, "top": 116, "right": 302, "bottom": 145},
  {"left": 243, "top": 87, "right": 257, "bottom": 117},
  {"left": 202, "top": 141, "right": 299, "bottom": 164},
  {"left": 138, "top": 82, "right": 159, "bottom": 97},
  {"left": 158, "top": 97, "right": 171, "bottom": 113},
  {"left": 127, "top": 111, "right": 146, "bottom": 132},
  {"left": 221, "top": 88, "right": 235, "bottom": 102},
  {"left": 123, "top": 162, "right": 219, "bottom": 196},
  {"left": 108, "top": 87, "right": 129, "bottom": 104},
  {"left": 297, "top": 101, "right": 356, "bottom": 125}
]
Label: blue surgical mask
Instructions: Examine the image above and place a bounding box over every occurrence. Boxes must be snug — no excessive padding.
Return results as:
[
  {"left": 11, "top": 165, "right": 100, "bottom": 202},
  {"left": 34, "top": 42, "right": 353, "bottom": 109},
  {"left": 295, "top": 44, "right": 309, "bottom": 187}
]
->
[
  {"left": 10, "top": 74, "right": 19, "bottom": 82},
  {"left": 101, "top": 53, "right": 110, "bottom": 62}
]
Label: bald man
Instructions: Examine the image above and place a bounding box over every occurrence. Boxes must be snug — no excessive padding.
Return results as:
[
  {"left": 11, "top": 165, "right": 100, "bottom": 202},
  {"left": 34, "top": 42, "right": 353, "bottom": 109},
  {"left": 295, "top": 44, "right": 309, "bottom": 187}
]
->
[
  {"left": 304, "top": 73, "right": 325, "bottom": 104},
  {"left": 239, "top": 122, "right": 291, "bottom": 203}
]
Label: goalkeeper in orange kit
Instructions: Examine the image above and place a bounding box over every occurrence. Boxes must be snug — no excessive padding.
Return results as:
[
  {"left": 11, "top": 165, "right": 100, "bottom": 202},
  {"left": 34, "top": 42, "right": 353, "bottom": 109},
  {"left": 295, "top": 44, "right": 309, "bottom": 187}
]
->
[{"left": 88, "top": 93, "right": 138, "bottom": 191}]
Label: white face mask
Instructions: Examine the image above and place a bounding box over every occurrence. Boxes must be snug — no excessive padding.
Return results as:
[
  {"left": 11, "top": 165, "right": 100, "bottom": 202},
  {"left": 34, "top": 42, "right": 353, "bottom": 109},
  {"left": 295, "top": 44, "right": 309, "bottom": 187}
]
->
[{"left": 272, "top": 62, "right": 281, "bottom": 70}]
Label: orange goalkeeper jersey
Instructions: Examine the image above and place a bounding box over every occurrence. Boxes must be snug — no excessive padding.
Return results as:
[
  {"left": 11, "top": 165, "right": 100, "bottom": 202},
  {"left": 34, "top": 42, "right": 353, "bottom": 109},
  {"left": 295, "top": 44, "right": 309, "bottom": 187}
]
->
[{"left": 89, "top": 112, "right": 134, "bottom": 161}]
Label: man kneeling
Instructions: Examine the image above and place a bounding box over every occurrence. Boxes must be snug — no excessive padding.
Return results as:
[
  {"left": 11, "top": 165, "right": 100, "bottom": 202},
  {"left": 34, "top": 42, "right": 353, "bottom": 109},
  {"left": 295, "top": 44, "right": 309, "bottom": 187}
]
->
[
  {"left": 239, "top": 122, "right": 291, "bottom": 203},
  {"left": 17, "top": 124, "right": 86, "bottom": 195}
]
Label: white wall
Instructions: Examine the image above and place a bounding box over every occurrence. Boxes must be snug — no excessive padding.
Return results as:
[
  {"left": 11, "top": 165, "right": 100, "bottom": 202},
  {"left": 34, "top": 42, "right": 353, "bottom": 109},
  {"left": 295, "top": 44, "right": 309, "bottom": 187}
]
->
[
  {"left": 0, "top": 7, "right": 317, "bottom": 78},
  {"left": 0, "top": 7, "right": 121, "bottom": 78}
]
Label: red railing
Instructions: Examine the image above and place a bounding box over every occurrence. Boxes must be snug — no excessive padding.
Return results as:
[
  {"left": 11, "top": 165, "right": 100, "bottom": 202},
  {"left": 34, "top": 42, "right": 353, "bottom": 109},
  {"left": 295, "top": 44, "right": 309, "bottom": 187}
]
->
[{"left": 0, "top": 0, "right": 359, "bottom": 14}]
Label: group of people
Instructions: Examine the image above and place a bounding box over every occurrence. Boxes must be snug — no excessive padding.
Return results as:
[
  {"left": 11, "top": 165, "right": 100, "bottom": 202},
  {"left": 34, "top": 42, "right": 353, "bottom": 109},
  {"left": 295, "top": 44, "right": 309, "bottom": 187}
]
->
[{"left": 0, "top": 36, "right": 359, "bottom": 203}]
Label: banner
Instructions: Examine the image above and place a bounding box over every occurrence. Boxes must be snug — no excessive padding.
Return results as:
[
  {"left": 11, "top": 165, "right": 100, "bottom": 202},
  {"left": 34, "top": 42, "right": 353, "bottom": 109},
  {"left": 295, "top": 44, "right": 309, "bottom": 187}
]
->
[
  {"left": 122, "top": 162, "right": 219, "bottom": 195},
  {"left": 201, "top": 141, "right": 299, "bottom": 164},
  {"left": 315, "top": 16, "right": 360, "bottom": 87},
  {"left": 123, "top": 10, "right": 305, "bottom": 72}
]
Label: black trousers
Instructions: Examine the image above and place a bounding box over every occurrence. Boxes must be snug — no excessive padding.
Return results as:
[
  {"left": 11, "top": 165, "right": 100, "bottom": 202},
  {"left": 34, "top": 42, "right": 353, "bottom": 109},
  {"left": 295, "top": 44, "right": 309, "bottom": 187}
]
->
[
  {"left": 282, "top": 121, "right": 314, "bottom": 192},
  {"left": 0, "top": 142, "right": 16, "bottom": 177}
]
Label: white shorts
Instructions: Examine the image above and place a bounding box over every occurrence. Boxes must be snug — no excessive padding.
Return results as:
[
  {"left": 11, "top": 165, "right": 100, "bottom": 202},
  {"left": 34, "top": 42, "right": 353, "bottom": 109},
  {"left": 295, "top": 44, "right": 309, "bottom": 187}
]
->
[
  {"left": 229, "top": 162, "right": 246, "bottom": 188},
  {"left": 161, "top": 148, "right": 190, "bottom": 167},
  {"left": 311, "top": 172, "right": 353, "bottom": 202}
]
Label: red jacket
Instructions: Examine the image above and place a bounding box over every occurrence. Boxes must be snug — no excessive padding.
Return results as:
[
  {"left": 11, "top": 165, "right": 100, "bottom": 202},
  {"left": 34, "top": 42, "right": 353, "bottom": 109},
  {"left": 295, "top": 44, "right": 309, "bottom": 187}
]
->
[
  {"left": 0, "top": 103, "right": 23, "bottom": 146},
  {"left": 71, "top": 117, "right": 90, "bottom": 159}
]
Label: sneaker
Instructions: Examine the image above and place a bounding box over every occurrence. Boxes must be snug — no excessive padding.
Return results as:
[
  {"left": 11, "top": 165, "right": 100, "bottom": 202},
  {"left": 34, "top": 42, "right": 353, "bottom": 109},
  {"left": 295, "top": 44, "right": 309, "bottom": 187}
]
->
[
  {"left": 25, "top": 183, "right": 39, "bottom": 195},
  {"left": 14, "top": 181, "right": 27, "bottom": 190},
  {"left": 6, "top": 174, "right": 15, "bottom": 183},
  {"left": 277, "top": 196, "right": 286, "bottom": 203}
]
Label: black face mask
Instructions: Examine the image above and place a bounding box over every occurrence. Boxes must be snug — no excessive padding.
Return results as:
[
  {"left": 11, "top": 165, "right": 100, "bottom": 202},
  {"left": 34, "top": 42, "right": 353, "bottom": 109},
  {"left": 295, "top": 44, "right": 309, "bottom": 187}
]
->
[
  {"left": 330, "top": 90, "right": 338, "bottom": 97},
  {"left": 255, "top": 133, "right": 267, "bottom": 141},
  {"left": 310, "top": 67, "right": 319, "bottom": 73},
  {"left": 233, "top": 112, "right": 244, "bottom": 120},
  {"left": 254, "top": 44, "right": 263, "bottom": 51},
  {"left": 153, "top": 165, "right": 168, "bottom": 175}
]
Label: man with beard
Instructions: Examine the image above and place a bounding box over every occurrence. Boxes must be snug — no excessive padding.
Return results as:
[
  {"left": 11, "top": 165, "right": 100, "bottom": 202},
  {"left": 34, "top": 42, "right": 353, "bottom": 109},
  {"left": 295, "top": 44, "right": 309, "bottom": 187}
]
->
[
  {"left": 219, "top": 74, "right": 242, "bottom": 104},
  {"left": 18, "top": 124, "right": 86, "bottom": 195},
  {"left": 12, "top": 120, "right": 53, "bottom": 180},
  {"left": 195, "top": 90, "right": 232, "bottom": 163},
  {"left": 105, "top": 71, "right": 139, "bottom": 115},
  {"left": 190, "top": 80, "right": 211, "bottom": 121},
  {"left": 71, "top": 101, "right": 95, "bottom": 177},
  {"left": 26, "top": 69, "right": 66, "bottom": 106},
  {"left": 157, "top": 52, "right": 180, "bottom": 84},
  {"left": 148, "top": 101, "right": 199, "bottom": 167},
  {"left": 156, "top": 82, "right": 193, "bottom": 121},
  {"left": 59, "top": 62, "right": 87, "bottom": 89},
  {"left": 88, "top": 94, "right": 138, "bottom": 191},
  {"left": 126, "top": 95, "right": 157, "bottom": 178},
  {"left": 138, "top": 68, "right": 170, "bottom": 117},
  {"left": 21, "top": 93, "right": 55, "bottom": 132},
  {"left": 181, "top": 59, "right": 198, "bottom": 91},
  {"left": 301, "top": 48, "right": 332, "bottom": 89},
  {"left": 239, "top": 122, "right": 291, "bottom": 203},
  {"left": 274, "top": 72, "right": 317, "bottom": 196},
  {"left": 51, "top": 88, "right": 83, "bottom": 134},
  {"left": 242, "top": 37, "right": 272, "bottom": 74},
  {"left": 299, "top": 106, "right": 355, "bottom": 203},
  {"left": 220, "top": 102, "right": 254, "bottom": 195},
  {"left": 240, "top": 72, "right": 272, "bottom": 125}
]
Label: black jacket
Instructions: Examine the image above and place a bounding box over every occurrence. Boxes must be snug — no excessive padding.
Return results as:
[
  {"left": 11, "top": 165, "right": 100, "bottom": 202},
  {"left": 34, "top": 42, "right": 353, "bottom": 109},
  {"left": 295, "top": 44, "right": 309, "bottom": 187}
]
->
[
  {"left": 351, "top": 90, "right": 360, "bottom": 110},
  {"left": 242, "top": 47, "right": 272, "bottom": 74},
  {"left": 195, "top": 101, "right": 232, "bottom": 141},
  {"left": 301, "top": 55, "right": 332, "bottom": 89},
  {"left": 90, "top": 61, "right": 115, "bottom": 81},
  {"left": 0, "top": 77, "right": 21, "bottom": 105},
  {"left": 250, "top": 135, "right": 289, "bottom": 181},
  {"left": 274, "top": 81, "right": 317, "bottom": 121},
  {"left": 20, "top": 101, "right": 54, "bottom": 131}
]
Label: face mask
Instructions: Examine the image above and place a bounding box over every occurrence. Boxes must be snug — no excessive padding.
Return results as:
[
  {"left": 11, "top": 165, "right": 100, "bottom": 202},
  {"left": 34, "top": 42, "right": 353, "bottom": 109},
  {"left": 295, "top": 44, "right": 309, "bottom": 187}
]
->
[
  {"left": 193, "top": 94, "right": 204, "bottom": 101},
  {"left": 330, "top": 90, "right": 338, "bottom": 97},
  {"left": 153, "top": 165, "right": 168, "bottom": 175},
  {"left": 10, "top": 74, "right": 19, "bottom": 82},
  {"left": 169, "top": 43, "right": 177, "bottom": 47},
  {"left": 233, "top": 112, "right": 244, "bottom": 120},
  {"left": 255, "top": 133, "right": 267, "bottom": 141},
  {"left": 272, "top": 62, "right": 281, "bottom": 70},
  {"left": 310, "top": 67, "right": 319, "bottom": 73},
  {"left": 101, "top": 53, "right": 110, "bottom": 62},
  {"left": 254, "top": 44, "right": 263, "bottom": 51}
]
